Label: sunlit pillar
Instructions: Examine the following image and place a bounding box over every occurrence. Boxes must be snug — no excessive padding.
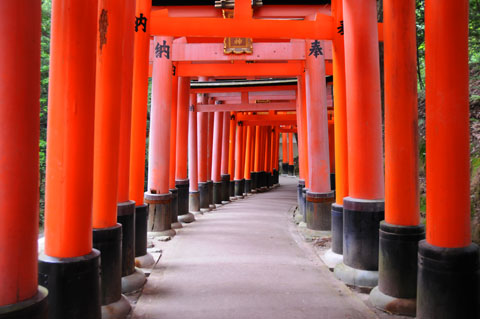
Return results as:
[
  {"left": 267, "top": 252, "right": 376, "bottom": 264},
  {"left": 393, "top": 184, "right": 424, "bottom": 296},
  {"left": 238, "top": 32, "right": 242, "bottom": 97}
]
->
[
  {"left": 188, "top": 94, "right": 200, "bottom": 214},
  {"left": 228, "top": 113, "right": 237, "bottom": 198},
  {"left": 212, "top": 109, "right": 224, "bottom": 205},
  {"left": 234, "top": 122, "right": 245, "bottom": 197},
  {"left": 221, "top": 112, "right": 232, "bottom": 203}
]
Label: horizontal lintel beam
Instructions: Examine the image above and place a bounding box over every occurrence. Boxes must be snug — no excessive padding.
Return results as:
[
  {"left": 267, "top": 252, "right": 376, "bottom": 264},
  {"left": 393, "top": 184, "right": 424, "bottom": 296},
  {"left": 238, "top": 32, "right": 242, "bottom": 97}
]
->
[
  {"left": 196, "top": 102, "right": 296, "bottom": 112},
  {"left": 177, "top": 62, "right": 304, "bottom": 77}
]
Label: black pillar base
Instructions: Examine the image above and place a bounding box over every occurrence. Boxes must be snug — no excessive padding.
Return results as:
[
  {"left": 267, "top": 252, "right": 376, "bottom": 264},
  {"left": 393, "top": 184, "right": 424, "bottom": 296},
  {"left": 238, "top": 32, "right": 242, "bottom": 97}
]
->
[
  {"left": 207, "top": 180, "right": 214, "bottom": 208},
  {"left": 229, "top": 180, "right": 235, "bottom": 198},
  {"left": 0, "top": 286, "right": 48, "bottom": 319},
  {"left": 145, "top": 192, "right": 175, "bottom": 237},
  {"left": 368, "top": 222, "right": 425, "bottom": 316},
  {"left": 331, "top": 204, "right": 343, "bottom": 255},
  {"left": 175, "top": 179, "right": 190, "bottom": 217},
  {"left": 302, "top": 188, "right": 307, "bottom": 222},
  {"left": 221, "top": 174, "right": 230, "bottom": 203},
  {"left": 268, "top": 172, "right": 274, "bottom": 188},
  {"left": 198, "top": 182, "right": 209, "bottom": 211},
  {"left": 244, "top": 179, "right": 252, "bottom": 194},
  {"left": 234, "top": 179, "right": 245, "bottom": 198},
  {"left": 282, "top": 162, "right": 289, "bottom": 175},
  {"left": 250, "top": 172, "right": 257, "bottom": 191},
  {"left": 93, "top": 224, "right": 122, "bottom": 306},
  {"left": 343, "top": 197, "right": 384, "bottom": 271},
  {"left": 117, "top": 201, "right": 136, "bottom": 278},
  {"left": 38, "top": 250, "right": 101, "bottom": 319},
  {"left": 169, "top": 188, "right": 182, "bottom": 229},
  {"left": 330, "top": 173, "right": 336, "bottom": 191},
  {"left": 189, "top": 191, "right": 200, "bottom": 212},
  {"left": 306, "top": 191, "right": 335, "bottom": 230},
  {"left": 273, "top": 169, "right": 279, "bottom": 184},
  {"left": 213, "top": 181, "right": 222, "bottom": 204},
  {"left": 260, "top": 171, "right": 267, "bottom": 189},
  {"left": 417, "top": 241, "right": 479, "bottom": 319},
  {"left": 297, "top": 180, "right": 305, "bottom": 216},
  {"left": 288, "top": 164, "right": 295, "bottom": 176},
  {"left": 134, "top": 205, "right": 148, "bottom": 258}
]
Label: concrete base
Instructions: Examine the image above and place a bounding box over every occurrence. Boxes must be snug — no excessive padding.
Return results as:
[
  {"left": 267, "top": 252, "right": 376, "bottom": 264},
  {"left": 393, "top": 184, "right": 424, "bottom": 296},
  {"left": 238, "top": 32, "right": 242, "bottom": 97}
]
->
[
  {"left": 121, "top": 268, "right": 146, "bottom": 294},
  {"left": 369, "top": 287, "right": 416, "bottom": 317},
  {"left": 221, "top": 201, "right": 230, "bottom": 205},
  {"left": 230, "top": 196, "right": 237, "bottom": 201},
  {"left": 0, "top": 286, "right": 48, "bottom": 319},
  {"left": 189, "top": 191, "right": 200, "bottom": 213},
  {"left": 200, "top": 208, "right": 211, "bottom": 213},
  {"left": 209, "top": 204, "right": 216, "bottom": 210},
  {"left": 321, "top": 249, "right": 343, "bottom": 271},
  {"left": 171, "top": 222, "right": 183, "bottom": 229},
  {"left": 148, "top": 229, "right": 176, "bottom": 238},
  {"left": 334, "top": 262, "right": 378, "bottom": 291},
  {"left": 135, "top": 253, "right": 155, "bottom": 269},
  {"left": 101, "top": 295, "right": 131, "bottom": 319},
  {"left": 178, "top": 212, "right": 195, "bottom": 223}
]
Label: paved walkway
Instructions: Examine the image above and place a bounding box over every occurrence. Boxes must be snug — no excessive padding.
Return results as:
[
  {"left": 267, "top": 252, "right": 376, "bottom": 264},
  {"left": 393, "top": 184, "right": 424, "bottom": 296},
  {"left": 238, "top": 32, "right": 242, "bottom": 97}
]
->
[{"left": 133, "top": 177, "right": 377, "bottom": 319}]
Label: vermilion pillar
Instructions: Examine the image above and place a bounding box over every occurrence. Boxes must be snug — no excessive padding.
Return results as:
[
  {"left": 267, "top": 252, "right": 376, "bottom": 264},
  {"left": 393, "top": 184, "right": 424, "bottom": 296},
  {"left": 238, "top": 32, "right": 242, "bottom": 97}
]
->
[
  {"left": 300, "top": 75, "right": 310, "bottom": 189},
  {"left": 207, "top": 109, "right": 215, "bottom": 207},
  {"left": 244, "top": 125, "right": 253, "bottom": 194},
  {"left": 369, "top": 0, "right": 425, "bottom": 315},
  {"left": 335, "top": 0, "right": 385, "bottom": 290},
  {"left": 417, "top": 1, "right": 479, "bottom": 318},
  {"left": 328, "top": 117, "right": 335, "bottom": 189},
  {"left": 287, "top": 132, "right": 294, "bottom": 176},
  {"left": 331, "top": 0, "right": 349, "bottom": 258},
  {"left": 146, "top": 36, "right": 175, "bottom": 238},
  {"left": 130, "top": 0, "right": 154, "bottom": 265},
  {"left": 234, "top": 123, "right": 245, "bottom": 197},
  {"left": 265, "top": 126, "right": 273, "bottom": 187},
  {"left": 0, "top": 1, "right": 47, "bottom": 316},
  {"left": 273, "top": 126, "right": 280, "bottom": 184},
  {"left": 282, "top": 133, "right": 288, "bottom": 175},
  {"left": 39, "top": 0, "right": 100, "bottom": 317},
  {"left": 304, "top": 39, "right": 334, "bottom": 231},
  {"left": 220, "top": 112, "right": 231, "bottom": 202},
  {"left": 176, "top": 77, "right": 194, "bottom": 223},
  {"left": 212, "top": 110, "right": 224, "bottom": 205},
  {"left": 296, "top": 75, "right": 308, "bottom": 218},
  {"left": 197, "top": 98, "right": 210, "bottom": 212},
  {"left": 249, "top": 125, "right": 258, "bottom": 191},
  {"left": 228, "top": 112, "right": 237, "bottom": 198},
  {"left": 169, "top": 67, "right": 182, "bottom": 229},
  {"left": 254, "top": 126, "right": 263, "bottom": 189},
  {"left": 189, "top": 94, "right": 200, "bottom": 213}
]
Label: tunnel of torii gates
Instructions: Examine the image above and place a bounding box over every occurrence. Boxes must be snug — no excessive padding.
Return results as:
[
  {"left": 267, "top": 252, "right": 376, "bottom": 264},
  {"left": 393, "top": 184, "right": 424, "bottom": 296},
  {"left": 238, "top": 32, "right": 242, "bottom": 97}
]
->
[{"left": 0, "top": 0, "right": 478, "bottom": 319}]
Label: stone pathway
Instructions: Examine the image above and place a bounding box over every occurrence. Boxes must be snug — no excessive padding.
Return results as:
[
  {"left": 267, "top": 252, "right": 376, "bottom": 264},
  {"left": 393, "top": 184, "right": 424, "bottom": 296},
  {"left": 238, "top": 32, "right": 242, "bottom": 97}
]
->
[{"left": 132, "top": 177, "right": 378, "bottom": 319}]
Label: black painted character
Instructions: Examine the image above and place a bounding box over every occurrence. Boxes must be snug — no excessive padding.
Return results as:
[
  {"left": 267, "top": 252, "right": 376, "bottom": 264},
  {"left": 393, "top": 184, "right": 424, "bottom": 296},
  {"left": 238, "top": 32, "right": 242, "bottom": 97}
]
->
[
  {"left": 135, "top": 13, "right": 147, "bottom": 32},
  {"left": 337, "top": 20, "right": 344, "bottom": 35},
  {"left": 308, "top": 40, "right": 323, "bottom": 58},
  {"left": 155, "top": 40, "right": 170, "bottom": 59}
]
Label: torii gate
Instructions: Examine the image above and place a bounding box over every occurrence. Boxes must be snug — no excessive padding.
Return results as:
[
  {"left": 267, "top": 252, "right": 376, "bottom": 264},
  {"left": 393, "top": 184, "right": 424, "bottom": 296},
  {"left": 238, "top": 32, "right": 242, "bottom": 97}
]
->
[{"left": 1, "top": 1, "right": 477, "bottom": 319}]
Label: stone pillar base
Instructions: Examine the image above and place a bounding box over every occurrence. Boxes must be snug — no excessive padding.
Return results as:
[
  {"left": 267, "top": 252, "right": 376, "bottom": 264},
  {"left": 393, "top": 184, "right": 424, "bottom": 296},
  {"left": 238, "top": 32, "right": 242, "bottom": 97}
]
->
[
  {"left": 93, "top": 224, "right": 123, "bottom": 308},
  {"left": 100, "top": 294, "right": 131, "bottom": 319},
  {"left": 334, "top": 262, "right": 379, "bottom": 291},
  {"left": 189, "top": 191, "right": 200, "bottom": 213},
  {"left": 0, "top": 286, "right": 48, "bottom": 319},
  {"left": 331, "top": 204, "right": 343, "bottom": 255},
  {"left": 417, "top": 241, "right": 479, "bottom": 319},
  {"left": 38, "top": 250, "right": 101, "bottom": 319},
  {"left": 221, "top": 174, "right": 230, "bottom": 203},
  {"left": 306, "top": 191, "right": 335, "bottom": 231},
  {"left": 117, "top": 201, "right": 136, "bottom": 281},
  {"left": 234, "top": 179, "right": 245, "bottom": 198},
  {"left": 134, "top": 205, "right": 148, "bottom": 257},
  {"left": 169, "top": 188, "right": 182, "bottom": 229},
  {"left": 198, "top": 182, "right": 210, "bottom": 212},
  {"left": 145, "top": 192, "right": 175, "bottom": 236},
  {"left": 339, "top": 197, "right": 384, "bottom": 289},
  {"left": 213, "top": 181, "right": 223, "bottom": 204},
  {"left": 176, "top": 179, "right": 190, "bottom": 219},
  {"left": 244, "top": 179, "right": 252, "bottom": 194},
  {"left": 121, "top": 268, "right": 146, "bottom": 294}
]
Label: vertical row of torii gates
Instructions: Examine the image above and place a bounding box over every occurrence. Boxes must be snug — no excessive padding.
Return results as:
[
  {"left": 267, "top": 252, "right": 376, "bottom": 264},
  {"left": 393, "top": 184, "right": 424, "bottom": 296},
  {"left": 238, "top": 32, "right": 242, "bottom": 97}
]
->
[{"left": 0, "top": 0, "right": 478, "bottom": 319}]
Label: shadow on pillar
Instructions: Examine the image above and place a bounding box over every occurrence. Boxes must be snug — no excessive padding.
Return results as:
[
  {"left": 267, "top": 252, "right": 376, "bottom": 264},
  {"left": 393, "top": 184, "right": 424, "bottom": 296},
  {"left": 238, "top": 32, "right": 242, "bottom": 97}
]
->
[
  {"left": 0, "top": 286, "right": 48, "bottom": 319},
  {"left": 93, "top": 223, "right": 131, "bottom": 319},
  {"left": 369, "top": 222, "right": 425, "bottom": 317},
  {"left": 169, "top": 188, "right": 182, "bottom": 229},
  {"left": 118, "top": 201, "right": 146, "bottom": 294},
  {"left": 134, "top": 204, "right": 155, "bottom": 269},
  {"left": 176, "top": 179, "right": 194, "bottom": 223},
  {"left": 221, "top": 174, "right": 230, "bottom": 204},
  {"left": 305, "top": 191, "right": 335, "bottom": 230},
  {"left": 416, "top": 241, "right": 479, "bottom": 319},
  {"left": 334, "top": 197, "right": 384, "bottom": 290},
  {"left": 38, "top": 250, "right": 101, "bottom": 319},
  {"left": 198, "top": 182, "right": 210, "bottom": 212}
]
